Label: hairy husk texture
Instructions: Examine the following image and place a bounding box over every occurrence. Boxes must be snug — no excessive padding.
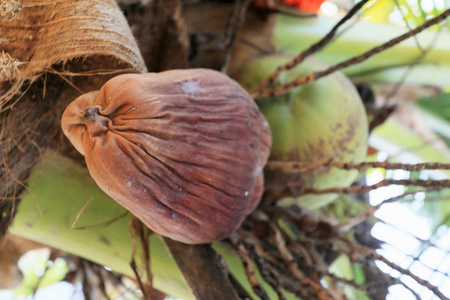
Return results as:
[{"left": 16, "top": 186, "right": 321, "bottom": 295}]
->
[
  {"left": 61, "top": 69, "right": 272, "bottom": 244},
  {"left": 0, "top": 0, "right": 146, "bottom": 234},
  {"left": 0, "top": 0, "right": 146, "bottom": 110}
]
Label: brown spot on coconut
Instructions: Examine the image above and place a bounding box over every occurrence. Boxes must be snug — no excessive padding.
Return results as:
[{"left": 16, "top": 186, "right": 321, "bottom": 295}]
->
[{"left": 233, "top": 54, "right": 368, "bottom": 209}]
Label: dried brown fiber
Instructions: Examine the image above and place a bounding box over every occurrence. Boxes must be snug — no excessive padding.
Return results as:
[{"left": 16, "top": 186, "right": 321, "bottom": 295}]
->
[
  {"left": 0, "top": 0, "right": 146, "bottom": 109},
  {"left": 0, "top": 0, "right": 146, "bottom": 235}
]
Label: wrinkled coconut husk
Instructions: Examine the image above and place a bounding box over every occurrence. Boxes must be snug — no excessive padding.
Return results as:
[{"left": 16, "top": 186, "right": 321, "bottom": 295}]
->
[{"left": 0, "top": 0, "right": 146, "bottom": 235}]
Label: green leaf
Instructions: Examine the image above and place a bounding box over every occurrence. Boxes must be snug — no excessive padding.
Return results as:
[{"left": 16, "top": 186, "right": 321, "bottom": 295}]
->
[
  {"left": 9, "top": 152, "right": 194, "bottom": 300},
  {"left": 273, "top": 14, "right": 450, "bottom": 87},
  {"left": 38, "top": 258, "right": 69, "bottom": 289},
  {"left": 9, "top": 151, "right": 300, "bottom": 300},
  {"left": 14, "top": 248, "right": 51, "bottom": 297},
  {"left": 415, "top": 92, "right": 450, "bottom": 143},
  {"left": 329, "top": 255, "right": 371, "bottom": 300}
]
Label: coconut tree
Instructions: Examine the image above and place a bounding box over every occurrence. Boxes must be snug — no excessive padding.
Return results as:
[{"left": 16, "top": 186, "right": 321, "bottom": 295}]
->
[{"left": 1, "top": 0, "right": 450, "bottom": 299}]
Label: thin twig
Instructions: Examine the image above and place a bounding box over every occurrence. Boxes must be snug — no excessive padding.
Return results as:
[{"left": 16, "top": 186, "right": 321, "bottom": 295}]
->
[
  {"left": 2, "top": 156, "right": 41, "bottom": 215},
  {"left": 137, "top": 220, "right": 153, "bottom": 298},
  {"left": 336, "top": 188, "right": 444, "bottom": 232},
  {"left": 252, "top": 0, "right": 371, "bottom": 94},
  {"left": 71, "top": 211, "right": 128, "bottom": 231},
  {"left": 240, "top": 230, "right": 288, "bottom": 300},
  {"left": 253, "top": 8, "right": 450, "bottom": 99},
  {"left": 299, "top": 179, "right": 450, "bottom": 195},
  {"left": 71, "top": 197, "right": 94, "bottom": 230},
  {"left": 46, "top": 67, "right": 137, "bottom": 77},
  {"left": 376, "top": 226, "right": 450, "bottom": 279},
  {"left": 221, "top": 0, "right": 253, "bottom": 74},
  {"left": 382, "top": 26, "right": 441, "bottom": 108},
  {"left": 269, "top": 221, "right": 337, "bottom": 300},
  {"left": 376, "top": 218, "right": 450, "bottom": 264},
  {"left": 266, "top": 160, "right": 450, "bottom": 172},
  {"left": 237, "top": 37, "right": 272, "bottom": 55},
  {"left": 338, "top": 237, "right": 448, "bottom": 300},
  {"left": 393, "top": 0, "right": 424, "bottom": 51},
  {"left": 230, "top": 233, "right": 271, "bottom": 300},
  {"left": 239, "top": 215, "right": 319, "bottom": 299},
  {"left": 129, "top": 216, "right": 149, "bottom": 300}
]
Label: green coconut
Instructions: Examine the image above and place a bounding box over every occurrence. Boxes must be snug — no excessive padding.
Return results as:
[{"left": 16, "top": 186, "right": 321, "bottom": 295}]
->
[{"left": 234, "top": 55, "right": 368, "bottom": 209}]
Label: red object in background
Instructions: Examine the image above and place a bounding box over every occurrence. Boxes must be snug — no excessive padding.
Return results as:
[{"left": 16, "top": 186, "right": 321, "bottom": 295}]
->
[
  {"left": 367, "top": 145, "right": 379, "bottom": 156},
  {"left": 251, "top": 0, "right": 325, "bottom": 13},
  {"left": 283, "top": 0, "right": 325, "bottom": 13}
]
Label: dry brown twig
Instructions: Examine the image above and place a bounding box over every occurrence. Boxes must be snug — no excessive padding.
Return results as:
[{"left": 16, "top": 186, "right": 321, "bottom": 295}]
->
[
  {"left": 236, "top": 223, "right": 293, "bottom": 299},
  {"left": 258, "top": 204, "right": 446, "bottom": 299},
  {"left": 336, "top": 187, "right": 446, "bottom": 233},
  {"left": 254, "top": 178, "right": 448, "bottom": 297},
  {"left": 246, "top": 209, "right": 348, "bottom": 298},
  {"left": 230, "top": 233, "right": 271, "bottom": 300},
  {"left": 252, "top": 8, "right": 450, "bottom": 99},
  {"left": 252, "top": 0, "right": 371, "bottom": 95},
  {"left": 70, "top": 198, "right": 94, "bottom": 230},
  {"left": 270, "top": 220, "right": 342, "bottom": 300},
  {"left": 376, "top": 218, "right": 450, "bottom": 282},
  {"left": 70, "top": 195, "right": 130, "bottom": 231},
  {"left": 71, "top": 211, "right": 129, "bottom": 231},
  {"left": 221, "top": 0, "right": 253, "bottom": 74},
  {"left": 129, "top": 216, "right": 153, "bottom": 300},
  {"left": 267, "top": 160, "right": 450, "bottom": 197},
  {"left": 337, "top": 237, "right": 448, "bottom": 300},
  {"left": 2, "top": 155, "right": 41, "bottom": 214},
  {"left": 236, "top": 222, "right": 322, "bottom": 299},
  {"left": 266, "top": 160, "right": 450, "bottom": 172},
  {"left": 240, "top": 213, "right": 308, "bottom": 297},
  {"left": 261, "top": 202, "right": 450, "bottom": 298},
  {"left": 236, "top": 207, "right": 375, "bottom": 299},
  {"left": 298, "top": 179, "right": 450, "bottom": 196},
  {"left": 234, "top": 164, "right": 450, "bottom": 297}
]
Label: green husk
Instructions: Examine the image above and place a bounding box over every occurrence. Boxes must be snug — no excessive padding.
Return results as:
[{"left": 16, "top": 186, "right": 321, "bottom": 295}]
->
[{"left": 234, "top": 55, "right": 368, "bottom": 209}]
